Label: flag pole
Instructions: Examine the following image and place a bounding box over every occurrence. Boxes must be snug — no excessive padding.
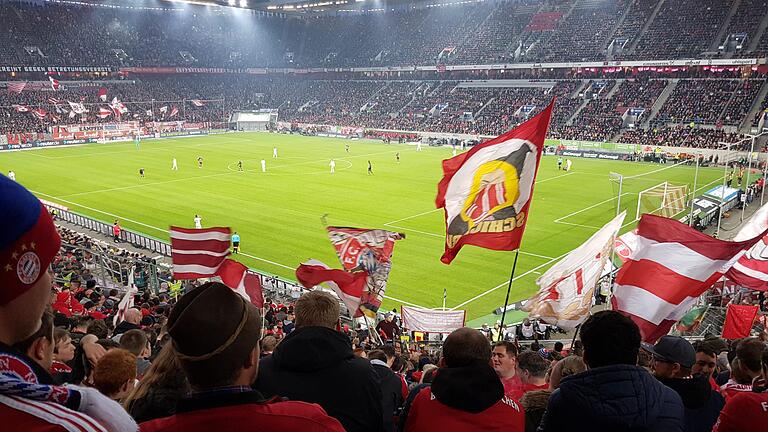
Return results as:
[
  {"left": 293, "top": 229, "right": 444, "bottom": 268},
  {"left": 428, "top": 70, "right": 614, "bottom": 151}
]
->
[
  {"left": 689, "top": 152, "right": 700, "bottom": 227},
  {"left": 442, "top": 288, "right": 447, "bottom": 310},
  {"left": 497, "top": 249, "right": 521, "bottom": 342},
  {"left": 741, "top": 135, "right": 756, "bottom": 221}
]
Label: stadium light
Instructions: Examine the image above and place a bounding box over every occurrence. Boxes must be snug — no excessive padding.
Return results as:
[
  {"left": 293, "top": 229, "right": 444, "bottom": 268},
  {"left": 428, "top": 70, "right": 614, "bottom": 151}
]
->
[
  {"left": 240, "top": 0, "right": 247, "bottom": 7},
  {"left": 228, "top": 0, "right": 236, "bottom": 5}
]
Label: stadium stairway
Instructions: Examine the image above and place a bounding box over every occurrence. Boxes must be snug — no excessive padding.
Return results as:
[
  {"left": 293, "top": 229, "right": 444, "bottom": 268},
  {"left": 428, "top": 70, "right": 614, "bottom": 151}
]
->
[
  {"left": 748, "top": 11, "right": 768, "bottom": 52},
  {"left": 740, "top": 80, "right": 768, "bottom": 133},
  {"left": 627, "top": 0, "right": 667, "bottom": 54},
  {"left": 709, "top": 0, "right": 743, "bottom": 53},
  {"left": 603, "top": 0, "right": 636, "bottom": 58},
  {"left": 642, "top": 78, "right": 679, "bottom": 128}
]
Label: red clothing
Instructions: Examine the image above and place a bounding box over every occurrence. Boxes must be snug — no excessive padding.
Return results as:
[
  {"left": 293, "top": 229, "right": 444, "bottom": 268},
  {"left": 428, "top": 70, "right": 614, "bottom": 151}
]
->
[
  {"left": 500, "top": 374, "right": 524, "bottom": 398},
  {"left": 713, "top": 391, "right": 768, "bottom": 432},
  {"left": 720, "top": 380, "right": 753, "bottom": 401},
  {"left": 112, "top": 225, "right": 121, "bottom": 236},
  {"left": 0, "top": 395, "right": 106, "bottom": 432},
  {"left": 709, "top": 376, "right": 721, "bottom": 392},
  {"left": 403, "top": 387, "right": 525, "bottom": 432},
  {"left": 140, "top": 393, "right": 344, "bottom": 432},
  {"left": 509, "top": 382, "right": 548, "bottom": 401}
]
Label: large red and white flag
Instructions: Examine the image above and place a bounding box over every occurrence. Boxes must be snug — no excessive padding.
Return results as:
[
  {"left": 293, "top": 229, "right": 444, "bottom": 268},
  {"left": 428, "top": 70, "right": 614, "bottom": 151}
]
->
[
  {"left": 218, "top": 259, "right": 264, "bottom": 308},
  {"left": 612, "top": 214, "right": 764, "bottom": 342},
  {"left": 436, "top": 99, "right": 554, "bottom": 264},
  {"left": 726, "top": 201, "right": 768, "bottom": 290},
  {"left": 97, "top": 107, "right": 112, "bottom": 119},
  {"left": 326, "top": 226, "right": 404, "bottom": 317},
  {"left": 47, "top": 97, "right": 61, "bottom": 105},
  {"left": 98, "top": 87, "right": 108, "bottom": 102},
  {"left": 169, "top": 106, "right": 179, "bottom": 118},
  {"left": 7, "top": 82, "right": 26, "bottom": 94},
  {"left": 169, "top": 226, "right": 231, "bottom": 279},
  {"left": 68, "top": 101, "right": 87, "bottom": 114},
  {"left": 524, "top": 211, "right": 626, "bottom": 330},
  {"left": 48, "top": 76, "right": 60, "bottom": 91},
  {"left": 32, "top": 108, "right": 47, "bottom": 120},
  {"left": 296, "top": 259, "right": 368, "bottom": 316}
]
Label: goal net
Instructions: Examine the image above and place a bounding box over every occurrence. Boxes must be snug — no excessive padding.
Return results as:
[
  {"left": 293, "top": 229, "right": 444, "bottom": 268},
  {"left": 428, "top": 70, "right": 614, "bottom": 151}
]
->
[{"left": 636, "top": 182, "right": 689, "bottom": 220}]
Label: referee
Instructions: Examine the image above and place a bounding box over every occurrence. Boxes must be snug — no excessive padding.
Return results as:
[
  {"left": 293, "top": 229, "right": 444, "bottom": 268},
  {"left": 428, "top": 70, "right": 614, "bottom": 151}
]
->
[{"left": 232, "top": 231, "right": 241, "bottom": 254}]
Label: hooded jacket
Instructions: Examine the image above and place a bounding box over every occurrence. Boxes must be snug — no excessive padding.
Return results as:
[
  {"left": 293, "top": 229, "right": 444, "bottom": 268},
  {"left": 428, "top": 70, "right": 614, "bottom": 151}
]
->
[
  {"left": 658, "top": 375, "right": 724, "bottom": 432},
  {"left": 538, "top": 364, "right": 684, "bottom": 432},
  {"left": 370, "top": 359, "right": 403, "bottom": 432},
  {"left": 253, "top": 326, "right": 383, "bottom": 432},
  {"left": 402, "top": 362, "right": 524, "bottom": 431},
  {"left": 520, "top": 389, "right": 552, "bottom": 432}
]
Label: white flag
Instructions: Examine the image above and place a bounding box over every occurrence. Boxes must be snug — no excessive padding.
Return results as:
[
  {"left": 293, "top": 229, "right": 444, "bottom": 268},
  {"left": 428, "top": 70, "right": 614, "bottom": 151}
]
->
[
  {"left": 734, "top": 201, "right": 768, "bottom": 241},
  {"left": 523, "top": 211, "right": 626, "bottom": 330},
  {"left": 114, "top": 266, "right": 137, "bottom": 326}
]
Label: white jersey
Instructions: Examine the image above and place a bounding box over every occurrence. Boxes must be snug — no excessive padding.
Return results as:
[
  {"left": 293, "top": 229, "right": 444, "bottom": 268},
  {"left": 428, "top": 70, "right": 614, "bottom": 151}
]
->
[
  {"left": 172, "top": 158, "right": 178, "bottom": 170},
  {"left": 329, "top": 160, "right": 336, "bottom": 173},
  {"left": 273, "top": 148, "right": 278, "bottom": 158},
  {"left": 194, "top": 217, "right": 202, "bottom": 229},
  {"left": 8, "top": 171, "right": 15, "bottom": 181},
  {"left": 565, "top": 160, "right": 573, "bottom": 171},
  {"left": 416, "top": 143, "right": 422, "bottom": 151},
  {"left": 261, "top": 160, "right": 266, "bottom": 172}
]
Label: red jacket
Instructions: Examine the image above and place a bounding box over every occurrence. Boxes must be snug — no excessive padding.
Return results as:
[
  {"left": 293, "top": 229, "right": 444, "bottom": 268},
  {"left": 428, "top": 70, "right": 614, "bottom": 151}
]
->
[
  {"left": 140, "top": 390, "right": 344, "bottom": 432},
  {"left": 713, "top": 391, "right": 768, "bottom": 432},
  {"left": 404, "top": 386, "right": 524, "bottom": 432}
]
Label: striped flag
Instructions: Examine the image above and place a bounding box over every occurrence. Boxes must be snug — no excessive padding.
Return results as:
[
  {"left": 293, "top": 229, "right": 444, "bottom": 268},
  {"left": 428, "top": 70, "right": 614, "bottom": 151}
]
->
[
  {"left": 190, "top": 99, "right": 205, "bottom": 107},
  {"left": 218, "top": 259, "right": 264, "bottom": 308},
  {"left": 48, "top": 76, "right": 60, "bottom": 91},
  {"left": 32, "top": 108, "right": 47, "bottom": 120},
  {"left": 12, "top": 104, "right": 30, "bottom": 113},
  {"left": 726, "top": 201, "right": 768, "bottom": 290},
  {"left": 612, "top": 214, "right": 764, "bottom": 342},
  {"left": 169, "top": 106, "right": 179, "bottom": 118},
  {"left": 7, "top": 82, "right": 26, "bottom": 94},
  {"left": 169, "top": 226, "right": 231, "bottom": 280},
  {"left": 296, "top": 259, "right": 367, "bottom": 316},
  {"left": 47, "top": 97, "right": 61, "bottom": 105}
]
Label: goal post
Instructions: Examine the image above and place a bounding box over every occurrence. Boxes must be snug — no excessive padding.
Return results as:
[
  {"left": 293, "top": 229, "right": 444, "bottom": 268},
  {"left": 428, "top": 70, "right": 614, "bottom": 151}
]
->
[{"left": 636, "top": 181, "right": 689, "bottom": 220}]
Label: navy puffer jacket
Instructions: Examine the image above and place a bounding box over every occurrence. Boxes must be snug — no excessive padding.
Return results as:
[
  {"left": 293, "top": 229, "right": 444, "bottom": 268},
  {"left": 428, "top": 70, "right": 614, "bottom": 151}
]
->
[{"left": 538, "top": 364, "right": 684, "bottom": 432}]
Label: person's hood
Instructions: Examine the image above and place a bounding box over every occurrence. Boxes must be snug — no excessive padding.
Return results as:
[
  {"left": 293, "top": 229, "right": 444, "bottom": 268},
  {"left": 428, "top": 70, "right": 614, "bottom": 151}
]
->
[
  {"left": 520, "top": 389, "right": 552, "bottom": 412},
  {"left": 658, "top": 375, "right": 713, "bottom": 409},
  {"left": 271, "top": 326, "right": 354, "bottom": 372},
  {"left": 556, "top": 364, "right": 672, "bottom": 429},
  {"left": 430, "top": 362, "right": 504, "bottom": 414}
]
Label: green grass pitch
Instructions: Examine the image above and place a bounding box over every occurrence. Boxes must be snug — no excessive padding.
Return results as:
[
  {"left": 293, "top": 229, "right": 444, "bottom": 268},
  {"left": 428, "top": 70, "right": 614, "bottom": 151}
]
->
[{"left": 0, "top": 133, "right": 727, "bottom": 320}]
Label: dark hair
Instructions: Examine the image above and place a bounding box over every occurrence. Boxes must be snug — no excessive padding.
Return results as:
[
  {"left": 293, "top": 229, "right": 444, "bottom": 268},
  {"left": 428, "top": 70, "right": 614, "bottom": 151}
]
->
[
  {"left": 554, "top": 342, "right": 564, "bottom": 352},
  {"left": 422, "top": 367, "right": 437, "bottom": 383},
  {"left": 492, "top": 341, "right": 518, "bottom": 357},
  {"left": 517, "top": 350, "right": 549, "bottom": 378},
  {"left": 736, "top": 338, "right": 764, "bottom": 373},
  {"left": 443, "top": 328, "right": 491, "bottom": 367},
  {"left": 15, "top": 308, "right": 54, "bottom": 354},
  {"left": 87, "top": 320, "right": 109, "bottom": 339},
  {"left": 693, "top": 341, "right": 717, "bottom": 358},
  {"left": 580, "top": 311, "right": 640, "bottom": 368},
  {"left": 120, "top": 329, "right": 148, "bottom": 356},
  {"left": 368, "top": 349, "right": 387, "bottom": 362},
  {"left": 380, "top": 344, "right": 396, "bottom": 359}
]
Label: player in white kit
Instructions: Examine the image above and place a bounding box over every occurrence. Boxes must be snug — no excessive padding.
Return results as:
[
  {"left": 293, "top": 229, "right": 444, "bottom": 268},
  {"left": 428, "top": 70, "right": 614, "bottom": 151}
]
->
[
  {"left": 329, "top": 159, "right": 336, "bottom": 173},
  {"left": 261, "top": 159, "right": 266, "bottom": 172},
  {"left": 565, "top": 159, "right": 573, "bottom": 172},
  {"left": 273, "top": 147, "right": 278, "bottom": 158},
  {"left": 416, "top": 142, "right": 422, "bottom": 151},
  {"left": 194, "top": 214, "right": 202, "bottom": 229},
  {"left": 172, "top": 158, "right": 178, "bottom": 171},
  {"left": 7, "top": 170, "right": 15, "bottom": 181}
]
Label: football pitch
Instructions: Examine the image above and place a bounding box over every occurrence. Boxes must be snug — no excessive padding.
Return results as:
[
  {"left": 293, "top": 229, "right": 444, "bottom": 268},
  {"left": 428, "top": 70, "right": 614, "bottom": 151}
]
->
[{"left": 0, "top": 133, "right": 727, "bottom": 320}]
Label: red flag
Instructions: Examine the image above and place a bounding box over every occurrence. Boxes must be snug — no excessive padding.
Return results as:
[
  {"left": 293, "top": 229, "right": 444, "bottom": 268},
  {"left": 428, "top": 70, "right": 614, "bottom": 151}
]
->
[
  {"left": 98, "top": 87, "right": 108, "bottom": 102},
  {"left": 32, "top": 108, "right": 47, "bottom": 120},
  {"left": 436, "top": 99, "right": 554, "bottom": 264},
  {"left": 12, "top": 104, "right": 30, "bottom": 113},
  {"left": 722, "top": 304, "right": 759, "bottom": 339},
  {"left": 48, "top": 76, "right": 60, "bottom": 91},
  {"left": 218, "top": 259, "right": 264, "bottom": 308},
  {"left": 190, "top": 99, "right": 205, "bottom": 107},
  {"left": 7, "top": 82, "right": 26, "bottom": 94},
  {"left": 169, "top": 106, "right": 179, "bottom": 118},
  {"left": 296, "top": 261, "right": 367, "bottom": 315},
  {"left": 97, "top": 107, "right": 112, "bottom": 119},
  {"left": 169, "top": 226, "right": 231, "bottom": 280},
  {"left": 47, "top": 97, "right": 61, "bottom": 105},
  {"left": 612, "top": 214, "right": 765, "bottom": 342}
]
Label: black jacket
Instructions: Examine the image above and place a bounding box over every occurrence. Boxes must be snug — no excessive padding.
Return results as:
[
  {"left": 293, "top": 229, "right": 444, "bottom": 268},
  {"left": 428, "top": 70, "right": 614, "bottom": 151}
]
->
[
  {"left": 520, "top": 389, "right": 551, "bottom": 432},
  {"left": 658, "top": 375, "right": 725, "bottom": 432},
  {"left": 254, "top": 326, "right": 383, "bottom": 432},
  {"left": 127, "top": 370, "right": 189, "bottom": 423},
  {"left": 370, "top": 360, "right": 403, "bottom": 432},
  {"left": 538, "top": 364, "right": 684, "bottom": 432},
  {"left": 113, "top": 320, "right": 140, "bottom": 336}
]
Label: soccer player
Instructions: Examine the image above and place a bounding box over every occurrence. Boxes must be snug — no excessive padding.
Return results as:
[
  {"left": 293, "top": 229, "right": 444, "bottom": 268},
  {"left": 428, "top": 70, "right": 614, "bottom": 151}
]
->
[
  {"left": 367, "top": 160, "right": 373, "bottom": 175},
  {"left": 232, "top": 231, "right": 241, "bottom": 254},
  {"left": 557, "top": 156, "right": 563, "bottom": 170},
  {"left": 238, "top": 160, "right": 243, "bottom": 171},
  {"left": 396, "top": 152, "right": 400, "bottom": 163},
  {"left": 172, "top": 158, "right": 178, "bottom": 171},
  {"left": 194, "top": 214, "right": 202, "bottom": 229},
  {"left": 565, "top": 159, "right": 573, "bottom": 172},
  {"left": 416, "top": 142, "right": 422, "bottom": 152},
  {"left": 139, "top": 168, "right": 145, "bottom": 178},
  {"left": 261, "top": 159, "right": 266, "bottom": 172},
  {"left": 134, "top": 134, "right": 141, "bottom": 150},
  {"left": 197, "top": 156, "right": 204, "bottom": 168},
  {"left": 330, "top": 159, "right": 336, "bottom": 174},
  {"left": 452, "top": 148, "right": 457, "bottom": 157},
  {"left": 7, "top": 170, "right": 15, "bottom": 181},
  {"left": 345, "top": 144, "right": 350, "bottom": 153},
  {"left": 273, "top": 147, "right": 278, "bottom": 158}
]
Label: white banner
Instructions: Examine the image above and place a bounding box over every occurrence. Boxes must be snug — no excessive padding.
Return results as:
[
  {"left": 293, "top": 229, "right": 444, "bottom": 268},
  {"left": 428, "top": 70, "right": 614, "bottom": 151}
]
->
[{"left": 401, "top": 306, "right": 465, "bottom": 333}]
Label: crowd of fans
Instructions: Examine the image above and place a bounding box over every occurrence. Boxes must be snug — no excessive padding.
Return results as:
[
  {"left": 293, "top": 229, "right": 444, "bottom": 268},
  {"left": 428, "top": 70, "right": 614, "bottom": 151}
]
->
[
  {"left": 618, "top": 125, "right": 747, "bottom": 149},
  {"left": 655, "top": 79, "right": 743, "bottom": 126},
  {"left": 0, "top": 0, "right": 766, "bottom": 70}
]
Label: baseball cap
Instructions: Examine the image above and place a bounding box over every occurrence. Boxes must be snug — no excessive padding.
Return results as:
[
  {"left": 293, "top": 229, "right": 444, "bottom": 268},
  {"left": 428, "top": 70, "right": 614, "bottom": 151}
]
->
[{"left": 643, "top": 335, "right": 696, "bottom": 368}]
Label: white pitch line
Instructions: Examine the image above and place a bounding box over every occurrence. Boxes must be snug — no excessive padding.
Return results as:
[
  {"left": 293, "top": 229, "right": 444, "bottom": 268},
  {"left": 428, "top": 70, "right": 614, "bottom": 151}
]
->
[
  {"left": 450, "top": 250, "right": 570, "bottom": 310},
  {"left": 536, "top": 171, "right": 576, "bottom": 183},
  {"left": 382, "top": 294, "right": 431, "bottom": 309},
  {"left": 553, "top": 192, "right": 632, "bottom": 223}
]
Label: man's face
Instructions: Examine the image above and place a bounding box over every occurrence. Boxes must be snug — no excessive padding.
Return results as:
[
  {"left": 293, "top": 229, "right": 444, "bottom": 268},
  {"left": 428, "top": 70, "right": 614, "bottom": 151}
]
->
[
  {"left": 492, "top": 346, "right": 516, "bottom": 377},
  {"left": 651, "top": 356, "right": 677, "bottom": 379},
  {"left": 386, "top": 315, "right": 393, "bottom": 322},
  {"left": 692, "top": 352, "right": 717, "bottom": 377}
]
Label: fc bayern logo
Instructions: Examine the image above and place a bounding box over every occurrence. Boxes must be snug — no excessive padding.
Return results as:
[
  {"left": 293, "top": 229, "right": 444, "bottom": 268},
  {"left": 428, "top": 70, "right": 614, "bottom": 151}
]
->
[{"left": 17, "top": 251, "right": 41, "bottom": 285}]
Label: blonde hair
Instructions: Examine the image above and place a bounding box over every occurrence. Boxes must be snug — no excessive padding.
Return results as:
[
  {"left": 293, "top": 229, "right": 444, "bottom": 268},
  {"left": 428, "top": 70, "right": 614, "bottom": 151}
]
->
[
  {"left": 123, "top": 343, "right": 189, "bottom": 410},
  {"left": 295, "top": 291, "right": 340, "bottom": 329}
]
